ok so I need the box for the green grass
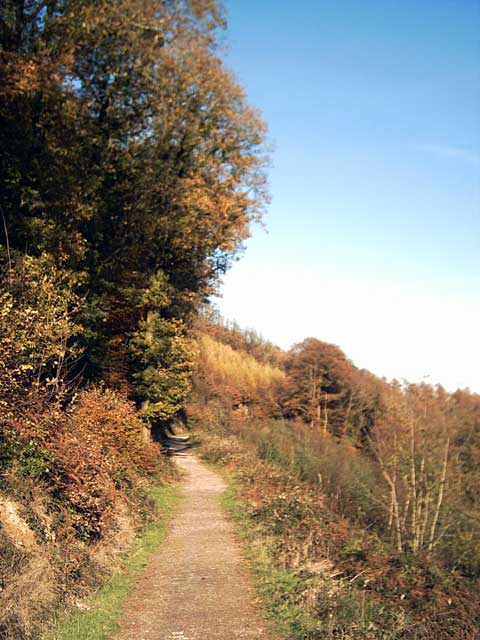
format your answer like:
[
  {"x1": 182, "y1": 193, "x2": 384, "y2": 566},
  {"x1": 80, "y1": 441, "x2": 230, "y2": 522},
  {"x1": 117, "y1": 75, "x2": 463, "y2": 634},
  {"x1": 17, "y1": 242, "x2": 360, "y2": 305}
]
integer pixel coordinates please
[
  {"x1": 221, "y1": 480, "x2": 320, "y2": 640},
  {"x1": 220, "y1": 476, "x2": 417, "y2": 640},
  {"x1": 44, "y1": 484, "x2": 182, "y2": 640}
]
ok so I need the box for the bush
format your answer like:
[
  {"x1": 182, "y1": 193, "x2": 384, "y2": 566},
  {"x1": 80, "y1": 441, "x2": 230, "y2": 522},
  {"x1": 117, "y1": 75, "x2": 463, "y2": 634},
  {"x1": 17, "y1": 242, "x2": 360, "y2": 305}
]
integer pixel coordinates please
[
  {"x1": 239, "y1": 418, "x2": 385, "y2": 531},
  {"x1": 193, "y1": 399, "x2": 480, "y2": 639},
  {"x1": 0, "y1": 252, "x2": 82, "y2": 410},
  {"x1": 0, "y1": 385, "x2": 177, "y2": 638},
  {"x1": 50, "y1": 388, "x2": 168, "y2": 540}
]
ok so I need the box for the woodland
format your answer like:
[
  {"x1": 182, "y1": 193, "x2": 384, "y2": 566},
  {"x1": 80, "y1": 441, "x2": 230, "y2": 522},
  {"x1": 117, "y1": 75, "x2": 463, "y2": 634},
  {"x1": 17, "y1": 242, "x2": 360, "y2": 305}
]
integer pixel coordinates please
[
  {"x1": 194, "y1": 314, "x2": 480, "y2": 637},
  {"x1": 0, "y1": 1, "x2": 479, "y2": 638}
]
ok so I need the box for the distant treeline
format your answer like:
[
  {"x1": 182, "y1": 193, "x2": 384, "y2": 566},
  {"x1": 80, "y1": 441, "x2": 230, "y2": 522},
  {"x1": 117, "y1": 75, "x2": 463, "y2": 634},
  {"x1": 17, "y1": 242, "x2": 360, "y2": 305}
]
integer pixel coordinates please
[
  {"x1": 195, "y1": 312, "x2": 480, "y2": 573},
  {"x1": 191, "y1": 315, "x2": 480, "y2": 637}
]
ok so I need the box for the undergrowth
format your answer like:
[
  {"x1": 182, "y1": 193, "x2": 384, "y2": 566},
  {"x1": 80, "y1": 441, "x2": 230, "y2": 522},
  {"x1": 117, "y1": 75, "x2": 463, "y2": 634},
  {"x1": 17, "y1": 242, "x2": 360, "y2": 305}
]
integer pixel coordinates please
[
  {"x1": 44, "y1": 484, "x2": 181, "y2": 640},
  {"x1": 221, "y1": 483, "x2": 320, "y2": 639},
  {"x1": 195, "y1": 415, "x2": 480, "y2": 639},
  {"x1": 0, "y1": 387, "x2": 178, "y2": 640}
]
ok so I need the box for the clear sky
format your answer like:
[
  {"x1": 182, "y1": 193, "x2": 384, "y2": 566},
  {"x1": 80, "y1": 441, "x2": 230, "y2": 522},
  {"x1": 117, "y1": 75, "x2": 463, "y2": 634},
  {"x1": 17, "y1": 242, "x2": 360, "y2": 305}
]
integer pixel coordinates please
[{"x1": 215, "y1": 0, "x2": 480, "y2": 392}]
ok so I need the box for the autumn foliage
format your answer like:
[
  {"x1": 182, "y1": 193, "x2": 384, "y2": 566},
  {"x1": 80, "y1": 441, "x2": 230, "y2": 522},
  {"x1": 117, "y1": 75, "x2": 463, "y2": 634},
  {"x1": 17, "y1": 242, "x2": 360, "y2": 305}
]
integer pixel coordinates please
[
  {"x1": 0, "y1": 1, "x2": 269, "y2": 636},
  {"x1": 197, "y1": 333, "x2": 286, "y2": 411},
  {"x1": 0, "y1": 0, "x2": 269, "y2": 426},
  {"x1": 1, "y1": 1, "x2": 479, "y2": 637},
  {"x1": 190, "y1": 317, "x2": 480, "y2": 638}
]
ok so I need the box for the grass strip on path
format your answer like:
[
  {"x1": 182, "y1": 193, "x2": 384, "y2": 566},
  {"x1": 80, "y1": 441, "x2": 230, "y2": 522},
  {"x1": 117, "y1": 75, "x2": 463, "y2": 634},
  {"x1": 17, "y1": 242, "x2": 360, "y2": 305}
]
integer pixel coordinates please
[{"x1": 45, "y1": 484, "x2": 182, "y2": 640}]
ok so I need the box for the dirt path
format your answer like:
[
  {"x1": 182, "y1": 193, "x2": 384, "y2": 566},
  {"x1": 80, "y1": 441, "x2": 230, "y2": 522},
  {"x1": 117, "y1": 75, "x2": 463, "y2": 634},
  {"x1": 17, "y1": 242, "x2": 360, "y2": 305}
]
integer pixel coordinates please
[{"x1": 115, "y1": 453, "x2": 269, "y2": 640}]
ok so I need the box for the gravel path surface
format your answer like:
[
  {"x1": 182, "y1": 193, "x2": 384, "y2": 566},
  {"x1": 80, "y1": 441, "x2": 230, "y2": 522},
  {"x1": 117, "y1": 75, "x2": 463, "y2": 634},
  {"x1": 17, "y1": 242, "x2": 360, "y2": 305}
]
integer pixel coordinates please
[{"x1": 115, "y1": 453, "x2": 269, "y2": 640}]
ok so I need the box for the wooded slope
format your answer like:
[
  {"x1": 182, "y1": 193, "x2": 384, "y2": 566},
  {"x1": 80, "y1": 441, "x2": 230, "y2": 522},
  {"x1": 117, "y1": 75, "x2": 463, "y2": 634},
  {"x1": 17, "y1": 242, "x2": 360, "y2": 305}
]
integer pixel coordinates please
[{"x1": 0, "y1": 2, "x2": 267, "y2": 637}]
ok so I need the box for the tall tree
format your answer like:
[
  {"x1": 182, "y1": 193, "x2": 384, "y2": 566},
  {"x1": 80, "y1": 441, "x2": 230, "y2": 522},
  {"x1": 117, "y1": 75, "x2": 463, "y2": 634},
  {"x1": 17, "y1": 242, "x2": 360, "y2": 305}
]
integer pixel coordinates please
[{"x1": 1, "y1": 0, "x2": 269, "y2": 421}]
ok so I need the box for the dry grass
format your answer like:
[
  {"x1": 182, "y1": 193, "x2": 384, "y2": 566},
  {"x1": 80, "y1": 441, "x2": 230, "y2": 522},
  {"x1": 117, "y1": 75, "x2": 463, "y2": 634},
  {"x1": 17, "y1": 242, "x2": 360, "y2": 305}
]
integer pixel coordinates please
[
  {"x1": 198, "y1": 334, "x2": 286, "y2": 406},
  {"x1": 194, "y1": 405, "x2": 480, "y2": 639},
  {"x1": 0, "y1": 555, "x2": 56, "y2": 640}
]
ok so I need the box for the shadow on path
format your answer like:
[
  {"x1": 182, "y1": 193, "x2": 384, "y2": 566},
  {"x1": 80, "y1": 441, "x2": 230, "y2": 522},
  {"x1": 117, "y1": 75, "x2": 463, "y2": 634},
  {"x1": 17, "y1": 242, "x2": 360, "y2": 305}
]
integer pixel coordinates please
[{"x1": 161, "y1": 434, "x2": 195, "y2": 456}]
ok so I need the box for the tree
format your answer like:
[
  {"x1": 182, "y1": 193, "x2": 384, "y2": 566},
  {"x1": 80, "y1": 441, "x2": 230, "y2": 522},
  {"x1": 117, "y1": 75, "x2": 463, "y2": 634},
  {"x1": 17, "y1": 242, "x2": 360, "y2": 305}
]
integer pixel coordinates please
[
  {"x1": 283, "y1": 338, "x2": 354, "y2": 434},
  {"x1": 371, "y1": 383, "x2": 453, "y2": 554},
  {"x1": 1, "y1": 0, "x2": 269, "y2": 418}
]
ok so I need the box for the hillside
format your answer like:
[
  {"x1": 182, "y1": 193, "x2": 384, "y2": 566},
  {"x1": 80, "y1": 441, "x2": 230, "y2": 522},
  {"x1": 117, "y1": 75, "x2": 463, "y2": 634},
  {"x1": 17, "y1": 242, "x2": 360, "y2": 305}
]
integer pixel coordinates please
[
  {"x1": 189, "y1": 318, "x2": 480, "y2": 638},
  {"x1": 1, "y1": 1, "x2": 479, "y2": 639},
  {"x1": 0, "y1": 0, "x2": 267, "y2": 637}
]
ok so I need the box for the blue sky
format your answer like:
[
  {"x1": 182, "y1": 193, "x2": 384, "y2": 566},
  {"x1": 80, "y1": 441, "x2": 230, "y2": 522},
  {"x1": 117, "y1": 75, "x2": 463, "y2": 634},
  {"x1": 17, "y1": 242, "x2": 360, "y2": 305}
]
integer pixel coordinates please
[{"x1": 215, "y1": 0, "x2": 480, "y2": 391}]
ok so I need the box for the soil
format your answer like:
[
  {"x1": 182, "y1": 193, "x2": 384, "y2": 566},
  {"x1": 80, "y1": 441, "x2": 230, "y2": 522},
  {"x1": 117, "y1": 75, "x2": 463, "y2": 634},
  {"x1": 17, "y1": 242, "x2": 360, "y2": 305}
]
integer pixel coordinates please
[{"x1": 115, "y1": 451, "x2": 269, "y2": 640}]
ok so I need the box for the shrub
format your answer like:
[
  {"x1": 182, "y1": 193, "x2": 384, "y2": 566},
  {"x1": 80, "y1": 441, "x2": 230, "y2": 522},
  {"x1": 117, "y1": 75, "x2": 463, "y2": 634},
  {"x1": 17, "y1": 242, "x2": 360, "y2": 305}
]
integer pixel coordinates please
[
  {"x1": 0, "y1": 251, "x2": 82, "y2": 409},
  {"x1": 49, "y1": 388, "x2": 168, "y2": 540},
  {"x1": 194, "y1": 399, "x2": 480, "y2": 639},
  {"x1": 0, "y1": 385, "x2": 177, "y2": 639}
]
